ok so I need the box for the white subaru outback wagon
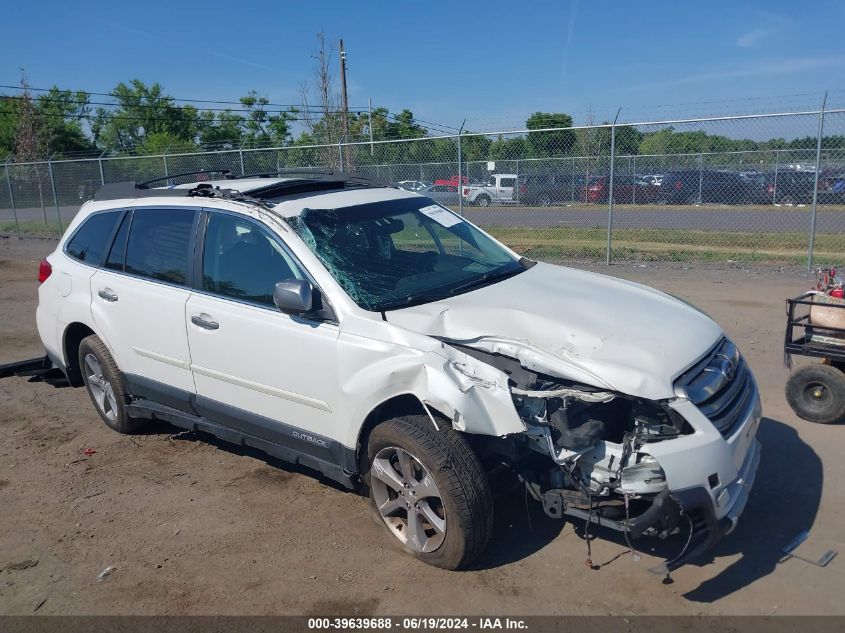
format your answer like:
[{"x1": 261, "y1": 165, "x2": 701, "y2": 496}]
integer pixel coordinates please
[{"x1": 30, "y1": 173, "x2": 761, "y2": 572}]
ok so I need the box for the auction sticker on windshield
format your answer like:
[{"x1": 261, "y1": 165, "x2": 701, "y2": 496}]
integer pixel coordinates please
[{"x1": 419, "y1": 204, "x2": 462, "y2": 228}]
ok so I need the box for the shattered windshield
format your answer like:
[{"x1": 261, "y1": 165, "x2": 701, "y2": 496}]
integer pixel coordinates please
[{"x1": 288, "y1": 197, "x2": 525, "y2": 311}]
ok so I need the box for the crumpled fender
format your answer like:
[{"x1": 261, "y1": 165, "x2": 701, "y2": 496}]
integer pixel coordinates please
[{"x1": 338, "y1": 314, "x2": 527, "y2": 449}]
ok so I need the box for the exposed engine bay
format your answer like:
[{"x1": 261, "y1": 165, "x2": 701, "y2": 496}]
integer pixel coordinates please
[{"x1": 453, "y1": 344, "x2": 695, "y2": 569}]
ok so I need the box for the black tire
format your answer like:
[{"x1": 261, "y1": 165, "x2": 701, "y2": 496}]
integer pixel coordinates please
[
  {"x1": 539, "y1": 193, "x2": 552, "y2": 207},
  {"x1": 785, "y1": 364, "x2": 845, "y2": 424},
  {"x1": 361, "y1": 415, "x2": 493, "y2": 570},
  {"x1": 476, "y1": 195, "x2": 491, "y2": 207},
  {"x1": 79, "y1": 334, "x2": 146, "y2": 434}
]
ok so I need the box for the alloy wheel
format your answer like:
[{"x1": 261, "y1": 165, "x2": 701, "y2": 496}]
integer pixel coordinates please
[
  {"x1": 84, "y1": 353, "x2": 118, "y2": 421},
  {"x1": 370, "y1": 446, "x2": 447, "y2": 553}
]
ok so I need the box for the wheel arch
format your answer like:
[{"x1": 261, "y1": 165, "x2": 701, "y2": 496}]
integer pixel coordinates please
[
  {"x1": 62, "y1": 322, "x2": 97, "y2": 387},
  {"x1": 354, "y1": 393, "x2": 451, "y2": 467}
]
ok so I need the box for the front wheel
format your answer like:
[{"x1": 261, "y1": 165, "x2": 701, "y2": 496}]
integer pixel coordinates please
[
  {"x1": 539, "y1": 193, "x2": 552, "y2": 207},
  {"x1": 786, "y1": 364, "x2": 845, "y2": 424},
  {"x1": 363, "y1": 415, "x2": 493, "y2": 570}
]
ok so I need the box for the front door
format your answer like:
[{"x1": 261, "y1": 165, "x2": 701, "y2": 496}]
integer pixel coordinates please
[{"x1": 184, "y1": 211, "x2": 341, "y2": 445}]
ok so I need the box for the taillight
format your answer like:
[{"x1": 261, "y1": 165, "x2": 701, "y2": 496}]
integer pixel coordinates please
[
  {"x1": 674, "y1": 181, "x2": 683, "y2": 190},
  {"x1": 38, "y1": 259, "x2": 52, "y2": 284},
  {"x1": 767, "y1": 184, "x2": 774, "y2": 193},
  {"x1": 462, "y1": 187, "x2": 469, "y2": 196}
]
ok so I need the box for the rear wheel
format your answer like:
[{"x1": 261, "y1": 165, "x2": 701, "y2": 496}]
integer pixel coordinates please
[
  {"x1": 362, "y1": 415, "x2": 493, "y2": 570},
  {"x1": 786, "y1": 364, "x2": 845, "y2": 424},
  {"x1": 539, "y1": 193, "x2": 552, "y2": 207},
  {"x1": 476, "y1": 195, "x2": 491, "y2": 207},
  {"x1": 79, "y1": 335, "x2": 146, "y2": 433}
]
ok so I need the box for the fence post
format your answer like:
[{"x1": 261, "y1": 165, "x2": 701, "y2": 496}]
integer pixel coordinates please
[
  {"x1": 338, "y1": 141, "x2": 344, "y2": 172},
  {"x1": 772, "y1": 149, "x2": 779, "y2": 204},
  {"x1": 5, "y1": 161, "x2": 20, "y2": 238},
  {"x1": 47, "y1": 159, "x2": 63, "y2": 236},
  {"x1": 605, "y1": 108, "x2": 620, "y2": 266},
  {"x1": 457, "y1": 120, "x2": 465, "y2": 217},
  {"x1": 98, "y1": 151, "x2": 106, "y2": 186},
  {"x1": 163, "y1": 153, "x2": 169, "y2": 178},
  {"x1": 807, "y1": 92, "x2": 827, "y2": 273},
  {"x1": 239, "y1": 148, "x2": 246, "y2": 176}
]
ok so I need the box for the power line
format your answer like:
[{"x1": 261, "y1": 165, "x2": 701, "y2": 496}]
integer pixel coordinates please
[{"x1": 0, "y1": 83, "x2": 370, "y2": 111}]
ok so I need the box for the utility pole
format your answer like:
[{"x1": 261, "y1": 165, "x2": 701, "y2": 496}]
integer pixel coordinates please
[{"x1": 339, "y1": 39, "x2": 351, "y2": 171}]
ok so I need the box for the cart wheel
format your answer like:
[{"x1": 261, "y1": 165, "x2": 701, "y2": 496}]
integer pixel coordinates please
[{"x1": 785, "y1": 364, "x2": 845, "y2": 424}]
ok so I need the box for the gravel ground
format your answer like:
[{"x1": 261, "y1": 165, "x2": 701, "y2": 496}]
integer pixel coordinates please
[{"x1": 0, "y1": 236, "x2": 843, "y2": 616}]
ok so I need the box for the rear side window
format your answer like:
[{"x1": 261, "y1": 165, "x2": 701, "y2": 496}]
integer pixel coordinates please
[
  {"x1": 65, "y1": 211, "x2": 121, "y2": 265},
  {"x1": 125, "y1": 208, "x2": 195, "y2": 285}
]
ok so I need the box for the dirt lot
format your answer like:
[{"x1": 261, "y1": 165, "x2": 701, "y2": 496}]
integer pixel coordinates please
[{"x1": 1, "y1": 235, "x2": 843, "y2": 616}]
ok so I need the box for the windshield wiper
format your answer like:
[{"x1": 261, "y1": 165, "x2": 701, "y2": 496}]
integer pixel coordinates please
[
  {"x1": 375, "y1": 291, "x2": 454, "y2": 312},
  {"x1": 447, "y1": 266, "x2": 524, "y2": 296}
]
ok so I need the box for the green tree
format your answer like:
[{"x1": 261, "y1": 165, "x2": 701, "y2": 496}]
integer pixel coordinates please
[
  {"x1": 92, "y1": 80, "x2": 200, "y2": 153},
  {"x1": 239, "y1": 91, "x2": 295, "y2": 147},
  {"x1": 36, "y1": 87, "x2": 95, "y2": 155},
  {"x1": 198, "y1": 109, "x2": 245, "y2": 148},
  {"x1": 0, "y1": 96, "x2": 16, "y2": 156},
  {"x1": 525, "y1": 112, "x2": 575, "y2": 157}
]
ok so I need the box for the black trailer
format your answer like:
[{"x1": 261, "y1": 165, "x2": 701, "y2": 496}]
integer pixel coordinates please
[{"x1": 784, "y1": 291, "x2": 845, "y2": 424}]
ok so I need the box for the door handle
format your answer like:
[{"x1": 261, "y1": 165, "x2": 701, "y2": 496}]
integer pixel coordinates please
[
  {"x1": 97, "y1": 288, "x2": 118, "y2": 302},
  {"x1": 191, "y1": 314, "x2": 219, "y2": 330}
]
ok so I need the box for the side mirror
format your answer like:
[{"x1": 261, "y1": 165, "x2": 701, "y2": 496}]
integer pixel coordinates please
[{"x1": 273, "y1": 279, "x2": 313, "y2": 315}]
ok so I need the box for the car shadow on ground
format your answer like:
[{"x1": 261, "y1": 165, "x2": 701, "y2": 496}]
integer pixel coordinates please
[
  {"x1": 147, "y1": 421, "x2": 357, "y2": 494},
  {"x1": 681, "y1": 416, "x2": 823, "y2": 602},
  {"x1": 471, "y1": 471, "x2": 566, "y2": 570}
]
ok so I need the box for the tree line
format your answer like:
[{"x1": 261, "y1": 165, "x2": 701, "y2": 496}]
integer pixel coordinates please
[{"x1": 2, "y1": 81, "x2": 842, "y2": 164}]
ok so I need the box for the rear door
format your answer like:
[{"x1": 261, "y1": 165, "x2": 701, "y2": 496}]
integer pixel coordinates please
[{"x1": 90, "y1": 207, "x2": 199, "y2": 404}]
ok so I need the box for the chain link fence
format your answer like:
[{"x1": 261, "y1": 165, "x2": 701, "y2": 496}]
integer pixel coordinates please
[{"x1": 3, "y1": 108, "x2": 844, "y2": 270}]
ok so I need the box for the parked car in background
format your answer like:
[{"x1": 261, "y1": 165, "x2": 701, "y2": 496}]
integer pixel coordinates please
[
  {"x1": 746, "y1": 169, "x2": 817, "y2": 205},
  {"x1": 657, "y1": 170, "x2": 750, "y2": 205},
  {"x1": 397, "y1": 180, "x2": 431, "y2": 192},
  {"x1": 418, "y1": 183, "x2": 460, "y2": 205},
  {"x1": 585, "y1": 175, "x2": 660, "y2": 204},
  {"x1": 639, "y1": 174, "x2": 663, "y2": 187},
  {"x1": 462, "y1": 174, "x2": 519, "y2": 206},
  {"x1": 434, "y1": 175, "x2": 469, "y2": 188},
  {"x1": 515, "y1": 173, "x2": 587, "y2": 206}
]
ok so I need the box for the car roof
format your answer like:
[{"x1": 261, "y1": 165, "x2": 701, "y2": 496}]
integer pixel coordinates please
[{"x1": 83, "y1": 175, "x2": 426, "y2": 222}]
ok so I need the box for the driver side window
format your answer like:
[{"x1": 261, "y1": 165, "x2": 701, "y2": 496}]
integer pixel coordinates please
[{"x1": 202, "y1": 213, "x2": 305, "y2": 307}]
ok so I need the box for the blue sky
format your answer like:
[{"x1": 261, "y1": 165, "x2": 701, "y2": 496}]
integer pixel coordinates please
[{"x1": 2, "y1": 0, "x2": 843, "y2": 132}]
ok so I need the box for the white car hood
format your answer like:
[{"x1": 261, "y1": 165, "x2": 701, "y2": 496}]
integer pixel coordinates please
[{"x1": 386, "y1": 262, "x2": 723, "y2": 399}]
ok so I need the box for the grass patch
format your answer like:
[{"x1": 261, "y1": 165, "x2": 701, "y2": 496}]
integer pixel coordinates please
[
  {"x1": 0, "y1": 220, "x2": 64, "y2": 238},
  {"x1": 486, "y1": 227, "x2": 843, "y2": 264}
]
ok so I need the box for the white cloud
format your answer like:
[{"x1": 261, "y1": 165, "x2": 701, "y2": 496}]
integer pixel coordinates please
[{"x1": 737, "y1": 28, "x2": 771, "y2": 47}]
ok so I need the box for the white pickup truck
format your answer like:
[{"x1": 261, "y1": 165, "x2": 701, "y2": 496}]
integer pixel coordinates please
[{"x1": 462, "y1": 173, "x2": 519, "y2": 206}]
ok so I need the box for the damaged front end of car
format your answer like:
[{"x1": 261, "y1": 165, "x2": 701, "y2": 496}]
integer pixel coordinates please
[{"x1": 449, "y1": 338, "x2": 762, "y2": 574}]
